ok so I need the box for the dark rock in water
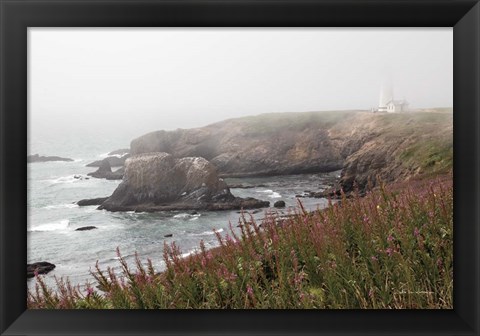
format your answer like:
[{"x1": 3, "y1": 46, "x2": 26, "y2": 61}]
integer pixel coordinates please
[
  {"x1": 98, "y1": 153, "x2": 270, "y2": 212},
  {"x1": 86, "y1": 154, "x2": 130, "y2": 168},
  {"x1": 75, "y1": 226, "x2": 97, "y2": 231},
  {"x1": 105, "y1": 167, "x2": 124, "y2": 180},
  {"x1": 164, "y1": 234, "x2": 173, "y2": 238},
  {"x1": 87, "y1": 159, "x2": 112, "y2": 178},
  {"x1": 308, "y1": 188, "x2": 356, "y2": 200},
  {"x1": 273, "y1": 200, "x2": 286, "y2": 208},
  {"x1": 228, "y1": 184, "x2": 267, "y2": 189},
  {"x1": 87, "y1": 160, "x2": 124, "y2": 180},
  {"x1": 27, "y1": 262, "x2": 55, "y2": 278},
  {"x1": 28, "y1": 154, "x2": 73, "y2": 163},
  {"x1": 108, "y1": 148, "x2": 130, "y2": 156},
  {"x1": 77, "y1": 197, "x2": 109, "y2": 206}
]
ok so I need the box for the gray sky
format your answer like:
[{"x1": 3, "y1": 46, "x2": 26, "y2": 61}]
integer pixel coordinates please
[{"x1": 28, "y1": 28, "x2": 452, "y2": 140}]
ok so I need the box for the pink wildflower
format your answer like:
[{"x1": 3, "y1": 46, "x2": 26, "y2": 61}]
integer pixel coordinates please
[
  {"x1": 414, "y1": 227, "x2": 420, "y2": 237},
  {"x1": 387, "y1": 235, "x2": 394, "y2": 242},
  {"x1": 436, "y1": 258, "x2": 443, "y2": 268},
  {"x1": 246, "y1": 285, "x2": 254, "y2": 297},
  {"x1": 385, "y1": 247, "x2": 393, "y2": 256},
  {"x1": 371, "y1": 255, "x2": 378, "y2": 262},
  {"x1": 85, "y1": 287, "x2": 94, "y2": 298}
]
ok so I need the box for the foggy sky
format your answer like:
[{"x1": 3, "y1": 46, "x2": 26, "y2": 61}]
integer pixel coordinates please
[{"x1": 28, "y1": 28, "x2": 452, "y2": 140}]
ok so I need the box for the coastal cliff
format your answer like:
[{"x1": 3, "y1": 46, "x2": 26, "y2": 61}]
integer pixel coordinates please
[{"x1": 130, "y1": 109, "x2": 452, "y2": 192}]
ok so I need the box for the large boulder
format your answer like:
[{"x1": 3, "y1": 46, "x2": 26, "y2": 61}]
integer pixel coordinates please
[{"x1": 98, "y1": 153, "x2": 269, "y2": 212}]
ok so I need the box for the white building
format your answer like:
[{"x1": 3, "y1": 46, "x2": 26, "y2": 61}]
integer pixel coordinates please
[{"x1": 386, "y1": 99, "x2": 409, "y2": 112}]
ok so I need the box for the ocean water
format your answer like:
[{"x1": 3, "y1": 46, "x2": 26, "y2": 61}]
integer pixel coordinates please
[{"x1": 27, "y1": 135, "x2": 338, "y2": 289}]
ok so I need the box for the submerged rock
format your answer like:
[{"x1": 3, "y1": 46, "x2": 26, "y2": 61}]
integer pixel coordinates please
[
  {"x1": 87, "y1": 159, "x2": 124, "y2": 180},
  {"x1": 28, "y1": 154, "x2": 73, "y2": 163},
  {"x1": 98, "y1": 153, "x2": 269, "y2": 212},
  {"x1": 77, "y1": 197, "x2": 109, "y2": 206},
  {"x1": 75, "y1": 226, "x2": 98, "y2": 231},
  {"x1": 27, "y1": 262, "x2": 55, "y2": 278}
]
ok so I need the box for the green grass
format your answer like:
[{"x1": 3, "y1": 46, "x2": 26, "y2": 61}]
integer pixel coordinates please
[{"x1": 28, "y1": 174, "x2": 453, "y2": 309}]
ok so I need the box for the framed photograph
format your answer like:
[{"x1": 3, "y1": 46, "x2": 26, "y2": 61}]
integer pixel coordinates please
[{"x1": 1, "y1": 0, "x2": 479, "y2": 335}]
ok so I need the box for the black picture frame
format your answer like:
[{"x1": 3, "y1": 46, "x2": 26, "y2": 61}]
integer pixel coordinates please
[{"x1": 1, "y1": 0, "x2": 479, "y2": 335}]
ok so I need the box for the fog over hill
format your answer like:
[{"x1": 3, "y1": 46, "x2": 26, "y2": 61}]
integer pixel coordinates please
[{"x1": 29, "y1": 28, "x2": 452, "y2": 147}]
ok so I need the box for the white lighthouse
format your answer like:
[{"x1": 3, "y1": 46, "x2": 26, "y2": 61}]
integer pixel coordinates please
[
  {"x1": 377, "y1": 78, "x2": 409, "y2": 113},
  {"x1": 378, "y1": 78, "x2": 393, "y2": 112}
]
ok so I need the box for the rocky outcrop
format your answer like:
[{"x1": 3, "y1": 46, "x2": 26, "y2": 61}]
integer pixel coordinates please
[
  {"x1": 86, "y1": 154, "x2": 130, "y2": 168},
  {"x1": 27, "y1": 262, "x2": 55, "y2": 278},
  {"x1": 87, "y1": 159, "x2": 124, "y2": 180},
  {"x1": 273, "y1": 200, "x2": 286, "y2": 208},
  {"x1": 28, "y1": 154, "x2": 73, "y2": 163},
  {"x1": 98, "y1": 153, "x2": 269, "y2": 212}
]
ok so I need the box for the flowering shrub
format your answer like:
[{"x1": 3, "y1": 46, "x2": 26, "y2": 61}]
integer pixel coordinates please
[{"x1": 28, "y1": 175, "x2": 453, "y2": 309}]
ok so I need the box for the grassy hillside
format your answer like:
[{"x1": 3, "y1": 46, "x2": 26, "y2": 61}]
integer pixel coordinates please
[{"x1": 338, "y1": 111, "x2": 453, "y2": 192}]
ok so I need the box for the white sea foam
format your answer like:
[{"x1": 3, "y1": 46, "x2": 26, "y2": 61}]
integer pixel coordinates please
[
  {"x1": 173, "y1": 213, "x2": 201, "y2": 219},
  {"x1": 257, "y1": 189, "x2": 281, "y2": 198},
  {"x1": 97, "y1": 152, "x2": 110, "y2": 158},
  {"x1": 98, "y1": 152, "x2": 123, "y2": 159},
  {"x1": 43, "y1": 203, "x2": 78, "y2": 210},
  {"x1": 180, "y1": 250, "x2": 199, "y2": 259},
  {"x1": 191, "y1": 228, "x2": 224, "y2": 236},
  {"x1": 46, "y1": 175, "x2": 81, "y2": 184},
  {"x1": 29, "y1": 219, "x2": 69, "y2": 232}
]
